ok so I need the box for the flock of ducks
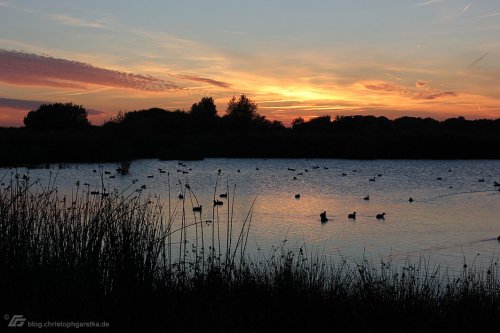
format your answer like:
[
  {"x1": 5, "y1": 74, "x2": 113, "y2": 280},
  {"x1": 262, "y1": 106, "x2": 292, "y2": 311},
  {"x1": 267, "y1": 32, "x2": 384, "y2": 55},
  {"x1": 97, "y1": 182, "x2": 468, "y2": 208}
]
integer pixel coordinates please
[
  {"x1": 319, "y1": 210, "x2": 386, "y2": 223},
  {"x1": 287, "y1": 165, "x2": 499, "y2": 224},
  {"x1": 80, "y1": 162, "x2": 500, "y2": 228}
]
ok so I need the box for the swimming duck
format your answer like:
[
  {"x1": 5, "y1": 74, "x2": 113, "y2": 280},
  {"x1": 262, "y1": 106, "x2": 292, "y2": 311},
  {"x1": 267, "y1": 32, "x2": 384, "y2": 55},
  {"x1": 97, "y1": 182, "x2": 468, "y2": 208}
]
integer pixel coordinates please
[{"x1": 320, "y1": 211, "x2": 328, "y2": 223}]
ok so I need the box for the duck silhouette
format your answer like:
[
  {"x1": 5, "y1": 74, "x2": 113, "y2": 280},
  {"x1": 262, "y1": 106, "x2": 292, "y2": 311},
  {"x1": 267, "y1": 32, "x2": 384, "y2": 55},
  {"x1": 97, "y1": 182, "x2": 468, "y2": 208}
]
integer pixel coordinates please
[
  {"x1": 348, "y1": 212, "x2": 356, "y2": 219},
  {"x1": 376, "y1": 213, "x2": 386, "y2": 220},
  {"x1": 320, "y1": 211, "x2": 328, "y2": 223}
]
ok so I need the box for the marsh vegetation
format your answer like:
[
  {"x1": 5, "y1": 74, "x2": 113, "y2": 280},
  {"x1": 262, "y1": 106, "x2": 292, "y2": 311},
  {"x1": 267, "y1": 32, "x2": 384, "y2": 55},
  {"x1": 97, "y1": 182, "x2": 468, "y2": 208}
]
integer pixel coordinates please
[{"x1": 1, "y1": 175, "x2": 499, "y2": 331}]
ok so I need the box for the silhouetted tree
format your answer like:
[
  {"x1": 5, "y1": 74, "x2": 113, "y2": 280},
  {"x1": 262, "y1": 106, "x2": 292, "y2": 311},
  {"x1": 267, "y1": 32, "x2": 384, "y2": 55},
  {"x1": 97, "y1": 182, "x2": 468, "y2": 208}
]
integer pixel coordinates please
[
  {"x1": 24, "y1": 103, "x2": 90, "y2": 130},
  {"x1": 190, "y1": 96, "x2": 217, "y2": 120},
  {"x1": 292, "y1": 117, "x2": 305, "y2": 130},
  {"x1": 112, "y1": 108, "x2": 190, "y2": 133},
  {"x1": 226, "y1": 95, "x2": 258, "y2": 120}
]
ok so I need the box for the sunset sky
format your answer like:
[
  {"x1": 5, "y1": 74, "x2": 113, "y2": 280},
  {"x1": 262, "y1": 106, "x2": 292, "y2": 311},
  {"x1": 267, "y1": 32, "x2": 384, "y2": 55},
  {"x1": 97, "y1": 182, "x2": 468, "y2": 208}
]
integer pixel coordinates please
[{"x1": 1, "y1": 0, "x2": 500, "y2": 126}]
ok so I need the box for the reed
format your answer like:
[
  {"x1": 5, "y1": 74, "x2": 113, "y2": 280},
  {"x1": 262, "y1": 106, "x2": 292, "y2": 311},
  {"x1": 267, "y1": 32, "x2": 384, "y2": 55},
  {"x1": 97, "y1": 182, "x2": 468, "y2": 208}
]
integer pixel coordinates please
[{"x1": 0, "y1": 174, "x2": 499, "y2": 332}]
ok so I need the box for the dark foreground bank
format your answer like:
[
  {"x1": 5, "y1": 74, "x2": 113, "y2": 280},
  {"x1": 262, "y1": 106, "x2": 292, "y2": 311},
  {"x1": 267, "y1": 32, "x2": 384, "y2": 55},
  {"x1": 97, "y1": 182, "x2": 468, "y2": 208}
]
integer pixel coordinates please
[
  {"x1": 2, "y1": 100, "x2": 500, "y2": 166},
  {"x1": 1, "y1": 178, "x2": 499, "y2": 332}
]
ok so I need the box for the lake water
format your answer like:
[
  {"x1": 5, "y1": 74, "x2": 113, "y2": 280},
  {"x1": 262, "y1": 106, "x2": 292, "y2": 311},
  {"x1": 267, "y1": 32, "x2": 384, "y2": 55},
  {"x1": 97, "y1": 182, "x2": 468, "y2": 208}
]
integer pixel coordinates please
[{"x1": 4, "y1": 159, "x2": 500, "y2": 271}]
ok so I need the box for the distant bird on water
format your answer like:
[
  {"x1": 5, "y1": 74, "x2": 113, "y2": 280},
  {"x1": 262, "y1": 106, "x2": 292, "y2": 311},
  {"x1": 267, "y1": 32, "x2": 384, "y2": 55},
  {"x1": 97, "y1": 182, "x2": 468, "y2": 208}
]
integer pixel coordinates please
[
  {"x1": 409, "y1": 197, "x2": 414, "y2": 203},
  {"x1": 178, "y1": 194, "x2": 184, "y2": 200},
  {"x1": 364, "y1": 195, "x2": 370, "y2": 201},
  {"x1": 214, "y1": 200, "x2": 223, "y2": 206},
  {"x1": 193, "y1": 205, "x2": 202, "y2": 212},
  {"x1": 295, "y1": 194, "x2": 301, "y2": 199},
  {"x1": 320, "y1": 211, "x2": 328, "y2": 223},
  {"x1": 219, "y1": 193, "x2": 228, "y2": 198},
  {"x1": 348, "y1": 212, "x2": 356, "y2": 219},
  {"x1": 376, "y1": 213, "x2": 386, "y2": 220}
]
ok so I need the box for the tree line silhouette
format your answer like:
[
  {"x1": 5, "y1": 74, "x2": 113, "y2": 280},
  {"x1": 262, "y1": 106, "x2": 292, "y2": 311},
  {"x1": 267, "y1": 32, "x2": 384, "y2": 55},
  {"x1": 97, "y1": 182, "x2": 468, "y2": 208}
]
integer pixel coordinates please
[{"x1": 1, "y1": 95, "x2": 500, "y2": 165}]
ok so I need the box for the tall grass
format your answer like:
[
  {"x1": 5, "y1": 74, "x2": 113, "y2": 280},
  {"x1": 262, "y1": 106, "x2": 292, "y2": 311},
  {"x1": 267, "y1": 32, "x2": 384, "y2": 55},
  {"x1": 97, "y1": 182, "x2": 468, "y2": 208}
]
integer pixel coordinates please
[{"x1": 0, "y1": 174, "x2": 499, "y2": 331}]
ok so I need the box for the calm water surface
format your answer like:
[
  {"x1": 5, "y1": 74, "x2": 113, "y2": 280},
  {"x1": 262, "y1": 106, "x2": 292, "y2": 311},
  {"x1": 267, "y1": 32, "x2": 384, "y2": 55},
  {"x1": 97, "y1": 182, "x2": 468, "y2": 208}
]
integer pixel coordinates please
[{"x1": 4, "y1": 159, "x2": 500, "y2": 271}]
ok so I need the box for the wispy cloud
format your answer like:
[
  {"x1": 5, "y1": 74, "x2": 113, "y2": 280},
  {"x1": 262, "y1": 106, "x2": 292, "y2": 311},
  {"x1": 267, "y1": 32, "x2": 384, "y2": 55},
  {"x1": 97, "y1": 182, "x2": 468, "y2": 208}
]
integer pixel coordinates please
[
  {"x1": 413, "y1": 0, "x2": 446, "y2": 7},
  {"x1": 49, "y1": 14, "x2": 113, "y2": 29},
  {"x1": 0, "y1": 50, "x2": 180, "y2": 92},
  {"x1": 0, "y1": 1, "x2": 33, "y2": 13},
  {"x1": 415, "y1": 91, "x2": 457, "y2": 99},
  {"x1": 363, "y1": 82, "x2": 409, "y2": 94},
  {"x1": 473, "y1": 12, "x2": 500, "y2": 19},
  {"x1": 218, "y1": 30, "x2": 252, "y2": 36},
  {"x1": 363, "y1": 80, "x2": 457, "y2": 101},
  {"x1": 414, "y1": 80, "x2": 457, "y2": 99},
  {"x1": 174, "y1": 74, "x2": 232, "y2": 88}
]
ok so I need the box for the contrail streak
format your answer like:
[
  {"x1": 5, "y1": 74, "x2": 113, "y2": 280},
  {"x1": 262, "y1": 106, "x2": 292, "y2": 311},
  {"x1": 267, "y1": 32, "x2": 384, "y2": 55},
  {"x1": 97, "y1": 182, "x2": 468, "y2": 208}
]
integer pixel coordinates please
[
  {"x1": 466, "y1": 52, "x2": 488, "y2": 69},
  {"x1": 413, "y1": 0, "x2": 446, "y2": 7}
]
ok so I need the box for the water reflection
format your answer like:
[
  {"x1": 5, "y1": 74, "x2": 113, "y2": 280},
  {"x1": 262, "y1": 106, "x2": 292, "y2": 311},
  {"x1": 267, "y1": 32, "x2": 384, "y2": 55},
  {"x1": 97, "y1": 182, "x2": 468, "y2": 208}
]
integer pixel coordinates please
[{"x1": 4, "y1": 158, "x2": 500, "y2": 271}]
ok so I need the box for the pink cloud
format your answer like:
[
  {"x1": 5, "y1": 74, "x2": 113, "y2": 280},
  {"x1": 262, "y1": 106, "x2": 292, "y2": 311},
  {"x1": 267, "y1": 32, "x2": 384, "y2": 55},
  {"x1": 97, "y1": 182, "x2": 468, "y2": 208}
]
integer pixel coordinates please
[{"x1": 0, "y1": 50, "x2": 179, "y2": 91}]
